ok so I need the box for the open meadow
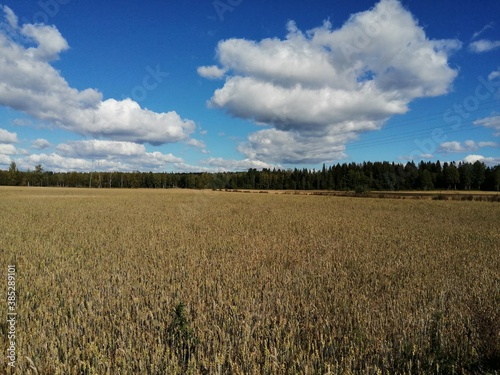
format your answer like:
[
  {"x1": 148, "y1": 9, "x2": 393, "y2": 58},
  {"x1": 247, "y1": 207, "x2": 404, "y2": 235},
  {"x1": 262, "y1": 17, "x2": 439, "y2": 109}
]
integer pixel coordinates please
[{"x1": 0, "y1": 187, "x2": 499, "y2": 374}]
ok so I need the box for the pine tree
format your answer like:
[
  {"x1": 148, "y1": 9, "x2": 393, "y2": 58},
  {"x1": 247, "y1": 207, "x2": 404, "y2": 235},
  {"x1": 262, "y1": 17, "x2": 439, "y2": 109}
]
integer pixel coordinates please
[
  {"x1": 444, "y1": 163, "x2": 460, "y2": 190},
  {"x1": 458, "y1": 162, "x2": 473, "y2": 190},
  {"x1": 418, "y1": 169, "x2": 434, "y2": 190},
  {"x1": 472, "y1": 161, "x2": 486, "y2": 190}
]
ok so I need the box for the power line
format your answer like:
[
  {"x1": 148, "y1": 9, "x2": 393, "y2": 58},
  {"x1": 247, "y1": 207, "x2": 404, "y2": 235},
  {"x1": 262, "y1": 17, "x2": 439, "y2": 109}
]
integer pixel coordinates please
[{"x1": 339, "y1": 100, "x2": 500, "y2": 153}]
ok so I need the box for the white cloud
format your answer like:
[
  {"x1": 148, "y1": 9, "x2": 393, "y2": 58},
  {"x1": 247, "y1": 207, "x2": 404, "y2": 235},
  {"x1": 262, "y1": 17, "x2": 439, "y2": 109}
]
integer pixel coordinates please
[
  {"x1": 197, "y1": 65, "x2": 226, "y2": 79},
  {"x1": 56, "y1": 140, "x2": 146, "y2": 158},
  {"x1": 474, "y1": 116, "x2": 500, "y2": 136},
  {"x1": 170, "y1": 158, "x2": 276, "y2": 173},
  {"x1": 21, "y1": 23, "x2": 69, "y2": 61},
  {"x1": 39, "y1": 139, "x2": 184, "y2": 172},
  {"x1": 85, "y1": 99, "x2": 195, "y2": 144},
  {"x1": 463, "y1": 154, "x2": 483, "y2": 163},
  {"x1": 202, "y1": 157, "x2": 276, "y2": 171},
  {"x1": 55, "y1": 140, "x2": 183, "y2": 169},
  {"x1": 0, "y1": 8, "x2": 195, "y2": 145},
  {"x1": 471, "y1": 23, "x2": 494, "y2": 40},
  {"x1": 0, "y1": 128, "x2": 18, "y2": 143},
  {"x1": 439, "y1": 140, "x2": 497, "y2": 153},
  {"x1": 0, "y1": 144, "x2": 17, "y2": 154},
  {"x1": 203, "y1": 0, "x2": 460, "y2": 164},
  {"x1": 172, "y1": 162, "x2": 214, "y2": 173},
  {"x1": 477, "y1": 141, "x2": 497, "y2": 148},
  {"x1": 31, "y1": 138, "x2": 51, "y2": 149},
  {"x1": 185, "y1": 138, "x2": 209, "y2": 154},
  {"x1": 463, "y1": 154, "x2": 500, "y2": 166},
  {"x1": 8, "y1": 138, "x2": 187, "y2": 172},
  {"x1": 2, "y1": 6, "x2": 17, "y2": 29},
  {"x1": 17, "y1": 148, "x2": 184, "y2": 173},
  {"x1": 468, "y1": 39, "x2": 500, "y2": 53},
  {"x1": 137, "y1": 151, "x2": 183, "y2": 168},
  {"x1": 488, "y1": 69, "x2": 500, "y2": 81},
  {"x1": 0, "y1": 153, "x2": 10, "y2": 165},
  {"x1": 18, "y1": 153, "x2": 109, "y2": 172},
  {"x1": 0, "y1": 139, "x2": 26, "y2": 156},
  {"x1": 420, "y1": 153, "x2": 433, "y2": 159},
  {"x1": 237, "y1": 128, "x2": 350, "y2": 164},
  {"x1": 186, "y1": 138, "x2": 206, "y2": 149}
]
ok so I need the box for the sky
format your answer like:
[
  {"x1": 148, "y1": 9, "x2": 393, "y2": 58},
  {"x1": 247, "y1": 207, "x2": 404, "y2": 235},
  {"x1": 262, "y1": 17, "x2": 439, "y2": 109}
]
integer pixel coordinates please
[{"x1": 0, "y1": 0, "x2": 499, "y2": 173}]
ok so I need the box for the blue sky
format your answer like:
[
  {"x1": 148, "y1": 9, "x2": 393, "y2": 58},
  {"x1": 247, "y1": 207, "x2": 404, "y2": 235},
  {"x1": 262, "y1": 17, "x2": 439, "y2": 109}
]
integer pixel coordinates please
[{"x1": 0, "y1": 0, "x2": 499, "y2": 172}]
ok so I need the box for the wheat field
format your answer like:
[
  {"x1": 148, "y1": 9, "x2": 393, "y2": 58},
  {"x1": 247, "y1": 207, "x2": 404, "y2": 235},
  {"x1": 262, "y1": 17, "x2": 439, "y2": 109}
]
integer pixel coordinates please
[{"x1": 0, "y1": 187, "x2": 498, "y2": 374}]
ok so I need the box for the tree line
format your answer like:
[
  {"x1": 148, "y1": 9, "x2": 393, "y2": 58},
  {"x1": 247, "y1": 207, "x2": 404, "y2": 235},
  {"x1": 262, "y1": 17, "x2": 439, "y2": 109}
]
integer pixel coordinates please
[{"x1": 1, "y1": 160, "x2": 499, "y2": 191}]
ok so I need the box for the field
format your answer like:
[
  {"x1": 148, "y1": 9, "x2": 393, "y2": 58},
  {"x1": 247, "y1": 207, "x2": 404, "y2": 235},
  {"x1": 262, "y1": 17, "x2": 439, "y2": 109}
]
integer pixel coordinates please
[
  {"x1": 222, "y1": 189, "x2": 500, "y2": 202},
  {"x1": 0, "y1": 187, "x2": 499, "y2": 374}
]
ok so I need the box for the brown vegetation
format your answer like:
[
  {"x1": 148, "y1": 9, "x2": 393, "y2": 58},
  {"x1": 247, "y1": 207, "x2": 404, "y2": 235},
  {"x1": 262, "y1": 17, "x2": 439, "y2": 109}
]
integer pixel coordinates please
[{"x1": 0, "y1": 187, "x2": 498, "y2": 374}]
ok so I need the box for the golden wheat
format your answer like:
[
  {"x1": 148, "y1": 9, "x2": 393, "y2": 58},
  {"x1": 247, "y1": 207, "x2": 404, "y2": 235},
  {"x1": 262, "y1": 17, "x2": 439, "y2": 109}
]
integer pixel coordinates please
[{"x1": 0, "y1": 187, "x2": 498, "y2": 374}]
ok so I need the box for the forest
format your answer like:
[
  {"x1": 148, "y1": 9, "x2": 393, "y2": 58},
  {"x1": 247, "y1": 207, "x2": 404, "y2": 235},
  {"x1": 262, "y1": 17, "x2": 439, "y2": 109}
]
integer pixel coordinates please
[{"x1": 1, "y1": 160, "x2": 499, "y2": 191}]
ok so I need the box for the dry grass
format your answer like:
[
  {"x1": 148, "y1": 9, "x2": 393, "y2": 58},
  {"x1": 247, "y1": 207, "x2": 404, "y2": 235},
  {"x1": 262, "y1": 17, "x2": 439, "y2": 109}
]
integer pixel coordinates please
[{"x1": 0, "y1": 187, "x2": 499, "y2": 374}]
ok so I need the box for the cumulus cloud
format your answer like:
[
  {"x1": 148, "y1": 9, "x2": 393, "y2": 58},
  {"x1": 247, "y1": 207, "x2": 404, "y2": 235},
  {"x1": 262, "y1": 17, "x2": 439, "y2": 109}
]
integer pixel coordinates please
[
  {"x1": 170, "y1": 158, "x2": 276, "y2": 173},
  {"x1": 18, "y1": 143, "x2": 184, "y2": 172},
  {"x1": 0, "y1": 130, "x2": 25, "y2": 158},
  {"x1": 197, "y1": 65, "x2": 226, "y2": 79},
  {"x1": 56, "y1": 140, "x2": 146, "y2": 158},
  {"x1": 468, "y1": 39, "x2": 500, "y2": 53},
  {"x1": 202, "y1": 0, "x2": 460, "y2": 164},
  {"x1": 136, "y1": 151, "x2": 184, "y2": 169},
  {"x1": 186, "y1": 138, "x2": 206, "y2": 149},
  {"x1": 0, "y1": 128, "x2": 18, "y2": 143},
  {"x1": 202, "y1": 157, "x2": 276, "y2": 171},
  {"x1": 21, "y1": 23, "x2": 69, "y2": 61},
  {"x1": 18, "y1": 153, "x2": 94, "y2": 172},
  {"x1": 172, "y1": 162, "x2": 214, "y2": 173},
  {"x1": 439, "y1": 140, "x2": 498, "y2": 153},
  {"x1": 17, "y1": 152, "x2": 150, "y2": 173},
  {"x1": 31, "y1": 138, "x2": 51, "y2": 149},
  {"x1": 474, "y1": 115, "x2": 500, "y2": 136},
  {"x1": 54, "y1": 140, "x2": 183, "y2": 169},
  {"x1": 0, "y1": 7, "x2": 195, "y2": 145},
  {"x1": 237, "y1": 128, "x2": 350, "y2": 164},
  {"x1": 463, "y1": 154, "x2": 500, "y2": 166},
  {"x1": 439, "y1": 143, "x2": 458, "y2": 153},
  {"x1": 0, "y1": 144, "x2": 17, "y2": 155},
  {"x1": 0, "y1": 154, "x2": 10, "y2": 165}
]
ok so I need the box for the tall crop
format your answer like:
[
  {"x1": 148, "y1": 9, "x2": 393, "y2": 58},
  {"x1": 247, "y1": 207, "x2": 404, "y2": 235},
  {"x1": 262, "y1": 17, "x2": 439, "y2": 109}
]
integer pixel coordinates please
[{"x1": 0, "y1": 187, "x2": 498, "y2": 374}]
